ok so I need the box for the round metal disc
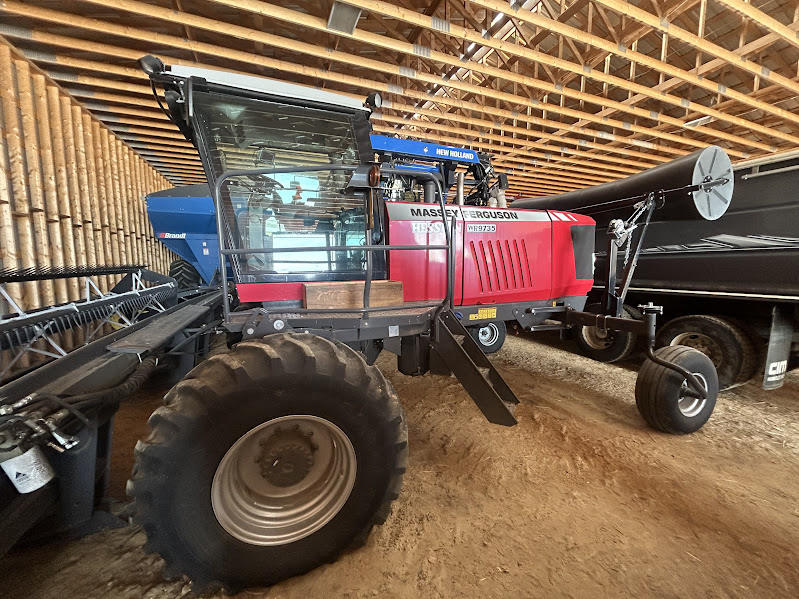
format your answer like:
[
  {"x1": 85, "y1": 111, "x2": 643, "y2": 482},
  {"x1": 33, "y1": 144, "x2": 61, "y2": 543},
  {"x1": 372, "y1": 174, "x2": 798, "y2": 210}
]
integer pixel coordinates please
[
  {"x1": 211, "y1": 415, "x2": 357, "y2": 546},
  {"x1": 691, "y1": 145, "x2": 734, "y2": 221}
]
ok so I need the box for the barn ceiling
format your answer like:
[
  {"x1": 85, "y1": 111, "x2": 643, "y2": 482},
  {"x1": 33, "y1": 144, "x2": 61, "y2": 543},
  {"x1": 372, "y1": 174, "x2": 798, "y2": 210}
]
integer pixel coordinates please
[{"x1": 2, "y1": 0, "x2": 799, "y2": 197}]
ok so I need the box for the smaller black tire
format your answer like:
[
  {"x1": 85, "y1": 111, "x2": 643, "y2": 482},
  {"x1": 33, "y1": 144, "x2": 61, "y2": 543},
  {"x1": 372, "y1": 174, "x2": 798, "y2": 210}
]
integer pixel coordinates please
[
  {"x1": 635, "y1": 345, "x2": 719, "y2": 434},
  {"x1": 468, "y1": 321, "x2": 506, "y2": 353},
  {"x1": 168, "y1": 258, "x2": 202, "y2": 290},
  {"x1": 656, "y1": 314, "x2": 758, "y2": 390},
  {"x1": 575, "y1": 304, "x2": 639, "y2": 363}
]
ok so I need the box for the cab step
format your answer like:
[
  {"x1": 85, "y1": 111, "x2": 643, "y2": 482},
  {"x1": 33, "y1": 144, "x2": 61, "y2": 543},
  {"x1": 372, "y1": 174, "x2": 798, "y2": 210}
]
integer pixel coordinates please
[{"x1": 431, "y1": 310, "x2": 519, "y2": 426}]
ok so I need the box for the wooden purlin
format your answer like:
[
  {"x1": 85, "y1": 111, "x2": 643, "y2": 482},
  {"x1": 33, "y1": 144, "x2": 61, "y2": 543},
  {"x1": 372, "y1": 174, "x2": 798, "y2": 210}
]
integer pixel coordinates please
[
  {"x1": 376, "y1": 111, "x2": 652, "y2": 174},
  {"x1": 23, "y1": 51, "x2": 654, "y2": 185},
  {"x1": 552, "y1": 10, "x2": 799, "y2": 156},
  {"x1": 371, "y1": 124, "x2": 611, "y2": 189},
  {"x1": 470, "y1": 0, "x2": 799, "y2": 126},
  {"x1": 374, "y1": 114, "x2": 628, "y2": 181},
  {"x1": 588, "y1": 0, "x2": 799, "y2": 104},
  {"x1": 105, "y1": 104, "x2": 646, "y2": 177},
  {"x1": 0, "y1": 1, "x2": 758, "y2": 160},
  {"x1": 5, "y1": 1, "x2": 795, "y2": 194},
  {"x1": 41, "y1": 83, "x2": 715, "y2": 192}
]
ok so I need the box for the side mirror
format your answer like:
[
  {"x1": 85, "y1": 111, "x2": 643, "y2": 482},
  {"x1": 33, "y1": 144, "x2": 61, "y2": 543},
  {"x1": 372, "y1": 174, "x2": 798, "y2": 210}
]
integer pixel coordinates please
[
  {"x1": 497, "y1": 173, "x2": 509, "y2": 190},
  {"x1": 138, "y1": 55, "x2": 165, "y2": 76},
  {"x1": 365, "y1": 92, "x2": 382, "y2": 110}
]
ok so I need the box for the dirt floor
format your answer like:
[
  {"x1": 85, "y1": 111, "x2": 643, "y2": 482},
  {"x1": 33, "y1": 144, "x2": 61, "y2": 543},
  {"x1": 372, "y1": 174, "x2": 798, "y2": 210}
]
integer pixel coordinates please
[{"x1": 3, "y1": 332, "x2": 799, "y2": 599}]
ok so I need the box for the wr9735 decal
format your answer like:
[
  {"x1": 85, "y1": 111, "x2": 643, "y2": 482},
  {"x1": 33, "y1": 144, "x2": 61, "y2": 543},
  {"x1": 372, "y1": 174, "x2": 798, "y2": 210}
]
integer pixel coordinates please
[{"x1": 466, "y1": 224, "x2": 496, "y2": 233}]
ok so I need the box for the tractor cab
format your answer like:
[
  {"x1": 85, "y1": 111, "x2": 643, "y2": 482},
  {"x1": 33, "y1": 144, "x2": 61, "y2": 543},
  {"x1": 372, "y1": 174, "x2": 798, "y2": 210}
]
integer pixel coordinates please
[{"x1": 141, "y1": 58, "x2": 381, "y2": 294}]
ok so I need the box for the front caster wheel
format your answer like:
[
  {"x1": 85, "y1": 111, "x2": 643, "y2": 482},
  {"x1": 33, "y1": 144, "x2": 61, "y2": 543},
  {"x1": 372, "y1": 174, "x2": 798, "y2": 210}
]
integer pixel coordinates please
[
  {"x1": 635, "y1": 345, "x2": 719, "y2": 434},
  {"x1": 468, "y1": 321, "x2": 506, "y2": 354},
  {"x1": 128, "y1": 334, "x2": 407, "y2": 592}
]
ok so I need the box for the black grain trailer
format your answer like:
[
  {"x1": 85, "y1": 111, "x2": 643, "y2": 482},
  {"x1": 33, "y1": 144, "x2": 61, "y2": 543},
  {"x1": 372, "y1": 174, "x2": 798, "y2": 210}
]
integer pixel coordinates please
[{"x1": 514, "y1": 149, "x2": 799, "y2": 391}]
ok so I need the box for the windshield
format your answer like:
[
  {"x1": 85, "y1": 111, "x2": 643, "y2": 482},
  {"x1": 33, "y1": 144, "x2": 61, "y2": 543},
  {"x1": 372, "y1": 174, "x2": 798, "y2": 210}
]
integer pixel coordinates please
[
  {"x1": 192, "y1": 90, "x2": 364, "y2": 173},
  {"x1": 190, "y1": 89, "x2": 373, "y2": 281}
]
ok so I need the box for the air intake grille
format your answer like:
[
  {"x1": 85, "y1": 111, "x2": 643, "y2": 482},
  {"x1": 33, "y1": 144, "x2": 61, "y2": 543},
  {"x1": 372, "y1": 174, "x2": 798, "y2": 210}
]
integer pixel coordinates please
[{"x1": 470, "y1": 239, "x2": 532, "y2": 293}]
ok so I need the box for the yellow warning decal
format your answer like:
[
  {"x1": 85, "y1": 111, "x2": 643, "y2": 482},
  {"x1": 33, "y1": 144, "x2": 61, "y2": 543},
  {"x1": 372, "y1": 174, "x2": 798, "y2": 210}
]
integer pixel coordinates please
[{"x1": 468, "y1": 307, "x2": 497, "y2": 321}]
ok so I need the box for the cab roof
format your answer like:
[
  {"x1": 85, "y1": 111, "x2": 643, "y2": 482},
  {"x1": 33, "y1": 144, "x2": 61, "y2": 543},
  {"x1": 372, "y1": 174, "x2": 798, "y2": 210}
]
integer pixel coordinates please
[{"x1": 167, "y1": 64, "x2": 368, "y2": 113}]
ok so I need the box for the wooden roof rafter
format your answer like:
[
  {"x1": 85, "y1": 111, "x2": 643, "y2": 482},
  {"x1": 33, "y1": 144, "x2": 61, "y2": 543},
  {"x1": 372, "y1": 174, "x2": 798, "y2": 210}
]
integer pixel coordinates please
[{"x1": 337, "y1": 0, "x2": 799, "y2": 144}]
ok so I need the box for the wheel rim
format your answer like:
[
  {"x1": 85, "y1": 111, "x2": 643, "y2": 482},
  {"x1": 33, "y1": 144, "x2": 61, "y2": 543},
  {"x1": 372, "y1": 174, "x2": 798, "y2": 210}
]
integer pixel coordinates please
[
  {"x1": 477, "y1": 323, "x2": 500, "y2": 346},
  {"x1": 670, "y1": 332, "x2": 724, "y2": 368},
  {"x1": 212, "y1": 415, "x2": 357, "y2": 546},
  {"x1": 678, "y1": 372, "x2": 708, "y2": 418},
  {"x1": 581, "y1": 325, "x2": 613, "y2": 350}
]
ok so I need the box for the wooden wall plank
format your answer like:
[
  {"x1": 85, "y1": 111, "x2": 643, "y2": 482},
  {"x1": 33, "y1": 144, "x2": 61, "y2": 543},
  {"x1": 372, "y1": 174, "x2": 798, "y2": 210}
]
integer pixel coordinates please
[
  {"x1": 0, "y1": 39, "x2": 177, "y2": 303},
  {"x1": 1, "y1": 46, "x2": 40, "y2": 308},
  {"x1": 46, "y1": 86, "x2": 80, "y2": 301},
  {"x1": 32, "y1": 74, "x2": 68, "y2": 304}
]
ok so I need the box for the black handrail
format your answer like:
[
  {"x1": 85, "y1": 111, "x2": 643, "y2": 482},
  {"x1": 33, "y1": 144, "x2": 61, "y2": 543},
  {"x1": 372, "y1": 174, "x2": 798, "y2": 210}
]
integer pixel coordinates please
[{"x1": 212, "y1": 164, "x2": 455, "y2": 324}]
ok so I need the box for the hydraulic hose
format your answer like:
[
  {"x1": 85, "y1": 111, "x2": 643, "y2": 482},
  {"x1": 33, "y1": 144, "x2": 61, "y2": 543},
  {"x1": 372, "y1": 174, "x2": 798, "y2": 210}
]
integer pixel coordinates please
[{"x1": 67, "y1": 355, "x2": 160, "y2": 408}]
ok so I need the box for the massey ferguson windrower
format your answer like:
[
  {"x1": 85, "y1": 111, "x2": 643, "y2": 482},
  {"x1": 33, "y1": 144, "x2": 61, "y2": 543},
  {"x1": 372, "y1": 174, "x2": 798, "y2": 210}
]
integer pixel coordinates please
[{"x1": 136, "y1": 56, "x2": 729, "y2": 591}]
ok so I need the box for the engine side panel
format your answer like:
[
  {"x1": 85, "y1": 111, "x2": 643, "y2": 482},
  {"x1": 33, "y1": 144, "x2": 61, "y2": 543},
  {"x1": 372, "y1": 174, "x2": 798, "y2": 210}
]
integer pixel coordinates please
[
  {"x1": 386, "y1": 202, "x2": 463, "y2": 303},
  {"x1": 386, "y1": 203, "x2": 573, "y2": 306},
  {"x1": 460, "y1": 208, "x2": 552, "y2": 305},
  {"x1": 549, "y1": 211, "x2": 596, "y2": 299}
]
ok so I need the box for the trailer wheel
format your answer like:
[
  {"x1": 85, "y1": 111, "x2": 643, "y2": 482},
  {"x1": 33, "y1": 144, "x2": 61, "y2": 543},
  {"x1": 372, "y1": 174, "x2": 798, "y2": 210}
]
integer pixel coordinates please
[
  {"x1": 574, "y1": 304, "x2": 639, "y2": 363},
  {"x1": 635, "y1": 345, "x2": 718, "y2": 434},
  {"x1": 468, "y1": 321, "x2": 506, "y2": 354},
  {"x1": 168, "y1": 258, "x2": 202, "y2": 289},
  {"x1": 655, "y1": 315, "x2": 758, "y2": 390},
  {"x1": 127, "y1": 334, "x2": 407, "y2": 593}
]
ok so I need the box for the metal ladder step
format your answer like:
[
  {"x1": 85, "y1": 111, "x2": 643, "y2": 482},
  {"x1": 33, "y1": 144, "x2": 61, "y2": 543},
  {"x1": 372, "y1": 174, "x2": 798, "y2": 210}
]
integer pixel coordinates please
[{"x1": 430, "y1": 310, "x2": 519, "y2": 426}]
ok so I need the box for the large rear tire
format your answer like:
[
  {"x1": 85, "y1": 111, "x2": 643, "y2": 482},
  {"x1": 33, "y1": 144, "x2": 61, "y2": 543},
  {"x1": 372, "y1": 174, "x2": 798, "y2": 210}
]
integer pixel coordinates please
[
  {"x1": 168, "y1": 258, "x2": 202, "y2": 290},
  {"x1": 574, "y1": 304, "x2": 640, "y2": 363},
  {"x1": 635, "y1": 345, "x2": 719, "y2": 434},
  {"x1": 128, "y1": 334, "x2": 407, "y2": 592},
  {"x1": 655, "y1": 314, "x2": 758, "y2": 390}
]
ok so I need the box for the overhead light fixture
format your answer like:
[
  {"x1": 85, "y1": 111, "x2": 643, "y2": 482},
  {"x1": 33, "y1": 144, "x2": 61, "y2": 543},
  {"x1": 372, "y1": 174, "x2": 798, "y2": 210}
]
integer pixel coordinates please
[
  {"x1": 684, "y1": 115, "x2": 715, "y2": 128},
  {"x1": 327, "y1": 2, "x2": 362, "y2": 35},
  {"x1": 491, "y1": 12, "x2": 505, "y2": 26}
]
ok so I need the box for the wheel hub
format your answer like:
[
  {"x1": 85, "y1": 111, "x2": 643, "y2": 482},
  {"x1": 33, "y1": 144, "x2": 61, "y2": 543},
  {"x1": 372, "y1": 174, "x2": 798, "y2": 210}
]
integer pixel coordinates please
[
  {"x1": 211, "y1": 415, "x2": 357, "y2": 546},
  {"x1": 678, "y1": 372, "x2": 709, "y2": 417},
  {"x1": 582, "y1": 325, "x2": 613, "y2": 349},
  {"x1": 478, "y1": 323, "x2": 499, "y2": 346},
  {"x1": 259, "y1": 429, "x2": 316, "y2": 487},
  {"x1": 671, "y1": 332, "x2": 723, "y2": 368}
]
